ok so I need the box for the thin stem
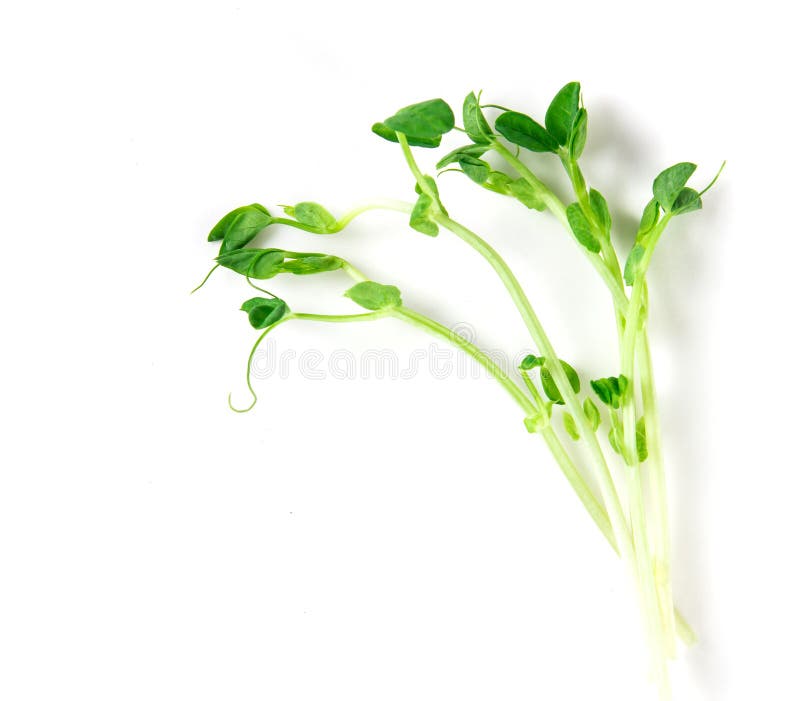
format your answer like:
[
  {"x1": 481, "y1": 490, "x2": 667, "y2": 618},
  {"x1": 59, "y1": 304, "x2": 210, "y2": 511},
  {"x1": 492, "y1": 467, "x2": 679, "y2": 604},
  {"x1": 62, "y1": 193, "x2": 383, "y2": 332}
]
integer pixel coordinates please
[
  {"x1": 639, "y1": 331, "x2": 678, "y2": 656},
  {"x1": 391, "y1": 306, "x2": 534, "y2": 415},
  {"x1": 292, "y1": 311, "x2": 388, "y2": 324},
  {"x1": 619, "y1": 220, "x2": 673, "y2": 694},
  {"x1": 491, "y1": 141, "x2": 630, "y2": 313},
  {"x1": 397, "y1": 132, "x2": 443, "y2": 212},
  {"x1": 335, "y1": 198, "x2": 413, "y2": 228},
  {"x1": 271, "y1": 199, "x2": 413, "y2": 235}
]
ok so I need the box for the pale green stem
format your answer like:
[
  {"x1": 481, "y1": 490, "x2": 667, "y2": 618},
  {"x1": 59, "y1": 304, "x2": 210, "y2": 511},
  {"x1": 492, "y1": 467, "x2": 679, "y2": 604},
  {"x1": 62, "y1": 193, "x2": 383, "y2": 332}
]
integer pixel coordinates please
[
  {"x1": 271, "y1": 199, "x2": 413, "y2": 234},
  {"x1": 639, "y1": 331, "x2": 678, "y2": 656},
  {"x1": 620, "y1": 218, "x2": 673, "y2": 696},
  {"x1": 390, "y1": 306, "x2": 534, "y2": 415}
]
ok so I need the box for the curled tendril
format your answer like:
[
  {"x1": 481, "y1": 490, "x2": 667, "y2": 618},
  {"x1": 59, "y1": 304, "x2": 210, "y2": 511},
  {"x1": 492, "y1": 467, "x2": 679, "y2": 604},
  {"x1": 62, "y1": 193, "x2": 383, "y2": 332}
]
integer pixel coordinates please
[
  {"x1": 245, "y1": 275, "x2": 277, "y2": 297},
  {"x1": 227, "y1": 317, "x2": 291, "y2": 413},
  {"x1": 190, "y1": 264, "x2": 219, "y2": 294}
]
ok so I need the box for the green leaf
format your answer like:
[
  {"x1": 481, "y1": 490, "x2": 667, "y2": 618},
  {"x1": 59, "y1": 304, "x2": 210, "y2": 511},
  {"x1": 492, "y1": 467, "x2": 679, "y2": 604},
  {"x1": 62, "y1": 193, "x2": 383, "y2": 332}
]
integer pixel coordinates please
[
  {"x1": 637, "y1": 198, "x2": 660, "y2": 239},
  {"x1": 671, "y1": 187, "x2": 703, "y2": 215},
  {"x1": 568, "y1": 107, "x2": 588, "y2": 159},
  {"x1": 413, "y1": 176, "x2": 446, "y2": 211},
  {"x1": 280, "y1": 254, "x2": 343, "y2": 275},
  {"x1": 636, "y1": 417, "x2": 648, "y2": 462},
  {"x1": 507, "y1": 178, "x2": 546, "y2": 211},
  {"x1": 623, "y1": 244, "x2": 646, "y2": 286},
  {"x1": 566, "y1": 203, "x2": 601, "y2": 253},
  {"x1": 283, "y1": 202, "x2": 337, "y2": 232},
  {"x1": 459, "y1": 157, "x2": 491, "y2": 184},
  {"x1": 208, "y1": 204, "x2": 273, "y2": 254},
  {"x1": 653, "y1": 162, "x2": 697, "y2": 212},
  {"x1": 524, "y1": 413, "x2": 548, "y2": 434},
  {"x1": 240, "y1": 296, "x2": 289, "y2": 329},
  {"x1": 410, "y1": 193, "x2": 438, "y2": 236},
  {"x1": 608, "y1": 421, "x2": 624, "y2": 456},
  {"x1": 436, "y1": 143, "x2": 490, "y2": 169},
  {"x1": 589, "y1": 188, "x2": 611, "y2": 237},
  {"x1": 563, "y1": 413, "x2": 580, "y2": 440},
  {"x1": 590, "y1": 375, "x2": 629, "y2": 410},
  {"x1": 545, "y1": 82, "x2": 581, "y2": 146},
  {"x1": 218, "y1": 249, "x2": 342, "y2": 280},
  {"x1": 344, "y1": 281, "x2": 402, "y2": 310},
  {"x1": 380, "y1": 98, "x2": 455, "y2": 142},
  {"x1": 495, "y1": 111, "x2": 560, "y2": 153},
  {"x1": 520, "y1": 354, "x2": 544, "y2": 371},
  {"x1": 541, "y1": 360, "x2": 581, "y2": 405},
  {"x1": 583, "y1": 397, "x2": 601, "y2": 431},
  {"x1": 371, "y1": 122, "x2": 442, "y2": 148},
  {"x1": 463, "y1": 92, "x2": 492, "y2": 144},
  {"x1": 409, "y1": 176, "x2": 444, "y2": 235},
  {"x1": 217, "y1": 248, "x2": 285, "y2": 279}
]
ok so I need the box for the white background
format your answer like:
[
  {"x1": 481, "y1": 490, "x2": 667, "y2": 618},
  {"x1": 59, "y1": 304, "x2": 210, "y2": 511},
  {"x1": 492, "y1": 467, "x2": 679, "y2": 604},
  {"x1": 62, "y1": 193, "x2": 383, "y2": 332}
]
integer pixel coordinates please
[{"x1": 1, "y1": 2, "x2": 797, "y2": 699}]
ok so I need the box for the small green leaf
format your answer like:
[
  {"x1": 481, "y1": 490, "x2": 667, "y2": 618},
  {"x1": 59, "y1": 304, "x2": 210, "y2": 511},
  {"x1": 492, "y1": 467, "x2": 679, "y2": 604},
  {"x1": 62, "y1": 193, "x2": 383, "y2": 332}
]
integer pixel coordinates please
[
  {"x1": 524, "y1": 413, "x2": 548, "y2": 433},
  {"x1": 653, "y1": 162, "x2": 697, "y2": 212},
  {"x1": 284, "y1": 202, "x2": 337, "y2": 232},
  {"x1": 563, "y1": 413, "x2": 580, "y2": 440},
  {"x1": 436, "y1": 143, "x2": 490, "y2": 169},
  {"x1": 240, "y1": 296, "x2": 289, "y2": 329},
  {"x1": 380, "y1": 98, "x2": 455, "y2": 142},
  {"x1": 463, "y1": 92, "x2": 492, "y2": 144},
  {"x1": 583, "y1": 397, "x2": 601, "y2": 431},
  {"x1": 280, "y1": 254, "x2": 343, "y2": 275},
  {"x1": 590, "y1": 375, "x2": 629, "y2": 410},
  {"x1": 520, "y1": 354, "x2": 545, "y2": 371},
  {"x1": 568, "y1": 107, "x2": 588, "y2": 159},
  {"x1": 507, "y1": 178, "x2": 546, "y2": 211},
  {"x1": 371, "y1": 122, "x2": 442, "y2": 148},
  {"x1": 608, "y1": 422, "x2": 624, "y2": 456},
  {"x1": 671, "y1": 187, "x2": 703, "y2": 215},
  {"x1": 623, "y1": 244, "x2": 646, "y2": 286},
  {"x1": 636, "y1": 417, "x2": 648, "y2": 462},
  {"x1": 545, "y1": 82, "x2": 581, "y2": 146},
  {"x1": 208, "y1": 204, "x2": 273, "y2": 254},
  {"x1": 589, "y1": 188, "x2": 611, "y2": 237},
  {"x1": 495, "y1": 111, "x2": 560, "y2": 153},
  {"x1": 481, "y1": 171, "x2": 514, "y2": 195},
  {"x1": 344, "y1": 281, "x2": 402, "y2": 310},
  {"x1": 409, "y1": 176, "x2": 444, "y2": 235},
  {"x1": 566, "y1": 203, "x2": 601, "y2": 253},
  {"x1": 637, "y1": 198, "x2": 660, "y2": 239},
  {"x1": 541, "y1": 360, "x2": 581, "y2": 405},
  {"x1": 410, "y1": 192, "x2": 438, "y2": 236}
]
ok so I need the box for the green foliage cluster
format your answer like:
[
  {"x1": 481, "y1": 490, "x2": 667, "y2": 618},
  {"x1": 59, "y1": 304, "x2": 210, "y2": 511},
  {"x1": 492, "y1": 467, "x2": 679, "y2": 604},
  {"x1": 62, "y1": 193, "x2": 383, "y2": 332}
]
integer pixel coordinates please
[{"x1": 196, "y1": 82, "x2": 723, "y2": 699}]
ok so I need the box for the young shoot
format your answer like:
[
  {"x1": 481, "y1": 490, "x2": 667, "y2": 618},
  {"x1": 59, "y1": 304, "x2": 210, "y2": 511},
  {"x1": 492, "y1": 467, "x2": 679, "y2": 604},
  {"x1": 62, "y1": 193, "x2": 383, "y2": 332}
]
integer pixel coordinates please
[{"x1": 196, "y1": 82, "x2": 722, "y2": 701}]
